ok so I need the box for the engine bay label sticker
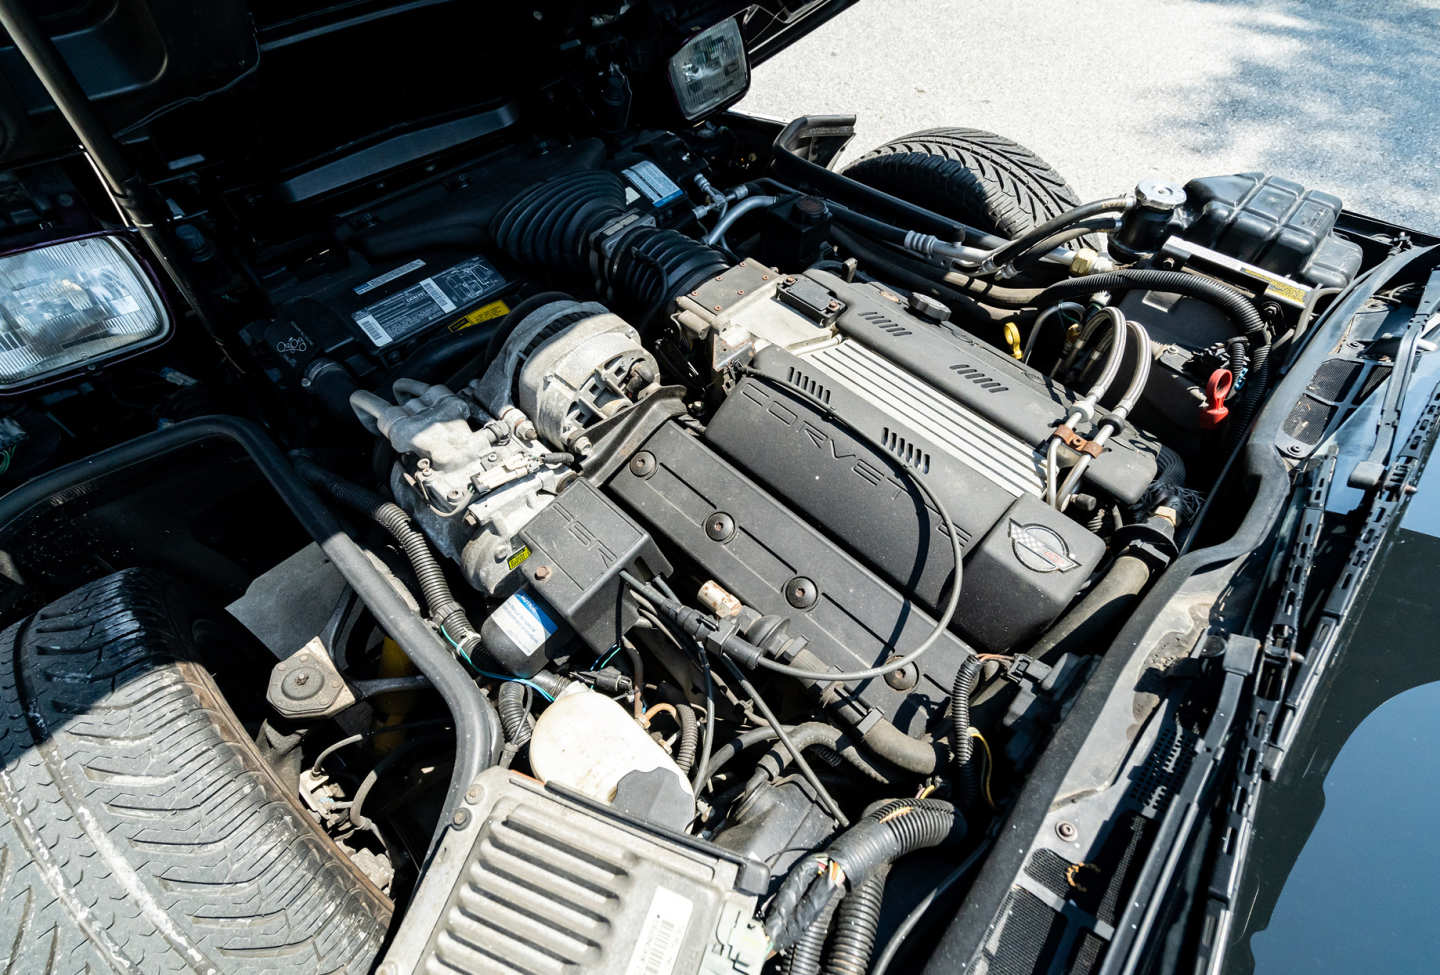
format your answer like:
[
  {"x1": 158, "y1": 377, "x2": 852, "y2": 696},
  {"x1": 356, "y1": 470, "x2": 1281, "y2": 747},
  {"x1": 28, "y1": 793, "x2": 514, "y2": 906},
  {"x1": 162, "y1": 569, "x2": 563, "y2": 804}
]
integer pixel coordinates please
[
  {"x1": 353, "y1": 258, "x2": 425, "y2": 295},
  {"x1": 351, "y1": 256, "x2": 507, "y2": 347},
  {"x1": 625, "y1": 886, "x2": 694, "y2": 975},
  {"x1": 623, "y1": 161, "x2": 684, "y2": 207},
  {"x1": 505, "y1": 545, "x2": 531, "y2": 570},
  {"x1": 490, "y1": 590, "x2": 556, "y2": 654},
  {"x1": 449, "y1": 299, "x2": 510, "y2": 332}
]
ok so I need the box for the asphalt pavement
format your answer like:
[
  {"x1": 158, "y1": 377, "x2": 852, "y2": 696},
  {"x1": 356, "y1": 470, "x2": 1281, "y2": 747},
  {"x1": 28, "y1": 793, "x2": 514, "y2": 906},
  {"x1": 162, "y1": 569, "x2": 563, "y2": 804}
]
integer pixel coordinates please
[{"x1": 739, "y1": 0, "x2": 1439, "y2": 229}]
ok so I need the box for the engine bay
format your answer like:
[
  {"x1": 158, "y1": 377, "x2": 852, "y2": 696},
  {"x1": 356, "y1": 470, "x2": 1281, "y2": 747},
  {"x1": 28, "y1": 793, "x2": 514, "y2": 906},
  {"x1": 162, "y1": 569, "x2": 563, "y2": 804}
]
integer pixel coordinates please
[{"x1": 0, "y1": 86, "x2": 1394, "y2": 975}]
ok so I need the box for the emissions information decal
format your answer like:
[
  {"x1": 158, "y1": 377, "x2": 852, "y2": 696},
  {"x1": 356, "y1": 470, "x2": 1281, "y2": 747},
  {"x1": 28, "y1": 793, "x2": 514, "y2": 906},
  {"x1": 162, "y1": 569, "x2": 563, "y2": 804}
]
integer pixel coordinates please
[
  {"x1": 624, "y1": 887, "x2": 694, "y2": 975},
  {"x1": 351, "y1": 256, "x2": 506, "y2": 347}
]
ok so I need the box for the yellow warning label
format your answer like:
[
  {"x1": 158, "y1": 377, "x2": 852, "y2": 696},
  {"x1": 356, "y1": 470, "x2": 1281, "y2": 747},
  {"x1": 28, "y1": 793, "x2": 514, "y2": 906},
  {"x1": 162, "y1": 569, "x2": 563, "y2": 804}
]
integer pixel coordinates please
[
  {"x1": 1239, "y1": 268, "x2": 1307, "y2": 305},
  {"x1": 448, "y1": 299, "x2": 510, "y2": 332},
  {"x1": 506, "y1": 545, "x2": 531, "y2": 570}
]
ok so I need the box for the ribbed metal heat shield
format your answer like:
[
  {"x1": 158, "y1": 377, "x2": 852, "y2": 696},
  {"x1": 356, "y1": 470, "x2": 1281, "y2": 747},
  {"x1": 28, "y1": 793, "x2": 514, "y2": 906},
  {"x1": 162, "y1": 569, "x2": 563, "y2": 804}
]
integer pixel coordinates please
[
  {"x1": 381, "y1": 769, "x2": 768, "y2": 975},
  {"x1": 803, "y1": 339, "x2": 1046, "y2": 497}
]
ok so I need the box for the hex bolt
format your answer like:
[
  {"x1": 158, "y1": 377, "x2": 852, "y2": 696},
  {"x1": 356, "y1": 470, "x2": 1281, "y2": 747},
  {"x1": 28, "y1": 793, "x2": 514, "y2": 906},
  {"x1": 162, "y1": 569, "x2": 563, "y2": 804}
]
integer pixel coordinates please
[
  {"x1": 534, "y1": 565, "x2": 552, "y2": 582},
  {"x1": 465, "y1": 785, "x2": 482, "y2": 803},
  {"x1": 293, "y1": 672, "x2": 310, "y2": 686},
  {"x1": 452, "y1": 808, "x2": 472, "y2": 828},
  {"x1": 1056, "y1": 821, "x2": 1078, "y2": 842}
]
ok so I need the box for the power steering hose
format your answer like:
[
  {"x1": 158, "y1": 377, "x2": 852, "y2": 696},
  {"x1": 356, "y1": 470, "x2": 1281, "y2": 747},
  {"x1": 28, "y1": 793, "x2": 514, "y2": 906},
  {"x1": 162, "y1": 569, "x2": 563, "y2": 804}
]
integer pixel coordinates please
[{"x1": 0, "y1": 416, "x2": 501, "y2": 850}]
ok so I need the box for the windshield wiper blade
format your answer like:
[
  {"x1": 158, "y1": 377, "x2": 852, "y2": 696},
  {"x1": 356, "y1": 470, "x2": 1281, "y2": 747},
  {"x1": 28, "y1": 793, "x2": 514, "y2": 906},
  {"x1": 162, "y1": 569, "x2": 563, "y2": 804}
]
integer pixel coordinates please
[{"x1": 1348, "y1": 266, "x2": 1440, "y2": 491}]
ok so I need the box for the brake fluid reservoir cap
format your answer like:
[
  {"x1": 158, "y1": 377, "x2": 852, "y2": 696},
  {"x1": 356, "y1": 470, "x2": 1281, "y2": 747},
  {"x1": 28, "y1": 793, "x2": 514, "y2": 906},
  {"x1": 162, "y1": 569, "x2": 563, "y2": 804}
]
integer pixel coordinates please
[{"x1": 529, "y1": 685, "x2": 694, "y2": 816}]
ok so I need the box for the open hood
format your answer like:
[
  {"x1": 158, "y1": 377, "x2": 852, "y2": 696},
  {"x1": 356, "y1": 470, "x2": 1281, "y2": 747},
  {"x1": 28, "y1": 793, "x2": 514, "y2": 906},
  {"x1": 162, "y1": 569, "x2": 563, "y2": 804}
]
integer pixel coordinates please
[{"x1": 0, "y1": 0, "x2": 858, "y2": 174}]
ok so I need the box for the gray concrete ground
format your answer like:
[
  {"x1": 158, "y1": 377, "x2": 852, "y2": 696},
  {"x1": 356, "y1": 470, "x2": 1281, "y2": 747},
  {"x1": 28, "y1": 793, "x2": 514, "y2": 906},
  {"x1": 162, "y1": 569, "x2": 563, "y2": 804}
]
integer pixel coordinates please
[{"x1": 739, "y1": 0, "x2": 1440, "y2": 229}]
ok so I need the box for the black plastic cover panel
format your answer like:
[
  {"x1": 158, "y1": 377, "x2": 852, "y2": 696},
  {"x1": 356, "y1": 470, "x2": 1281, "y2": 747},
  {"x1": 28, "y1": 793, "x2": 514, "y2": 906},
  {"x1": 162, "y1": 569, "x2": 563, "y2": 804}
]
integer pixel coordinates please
[
  {"x1": 609, "y1": 420, "x2": 976, "y2": 736},
  {"x1": 704, "y1": 348, "x2": 1105, "y2": 651}
]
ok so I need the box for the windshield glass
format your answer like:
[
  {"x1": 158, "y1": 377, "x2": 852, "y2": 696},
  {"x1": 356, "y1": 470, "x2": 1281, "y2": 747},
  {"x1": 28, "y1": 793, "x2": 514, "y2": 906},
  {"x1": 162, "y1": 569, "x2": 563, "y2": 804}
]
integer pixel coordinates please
[{"x1": 1226, "y1": 454, "x2": 1440, "y2": 971}]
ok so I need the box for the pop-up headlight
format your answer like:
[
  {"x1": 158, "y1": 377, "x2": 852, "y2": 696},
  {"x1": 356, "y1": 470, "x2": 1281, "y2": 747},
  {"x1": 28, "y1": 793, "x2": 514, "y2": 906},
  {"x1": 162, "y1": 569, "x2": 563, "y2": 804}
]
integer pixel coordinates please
[
  {"x1": 668, "y1": 17, "x2": 749, "y2": 120},
  {"x1": 0, "y1": 235, "x2": 168, "y2": 392}
]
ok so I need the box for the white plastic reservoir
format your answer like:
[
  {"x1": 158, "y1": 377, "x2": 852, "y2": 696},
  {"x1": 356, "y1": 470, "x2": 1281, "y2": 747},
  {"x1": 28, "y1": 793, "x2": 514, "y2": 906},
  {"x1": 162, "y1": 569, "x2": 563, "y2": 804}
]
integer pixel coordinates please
[{"x1": 528, "y1": 684, "x2": 694, "y2": 806}]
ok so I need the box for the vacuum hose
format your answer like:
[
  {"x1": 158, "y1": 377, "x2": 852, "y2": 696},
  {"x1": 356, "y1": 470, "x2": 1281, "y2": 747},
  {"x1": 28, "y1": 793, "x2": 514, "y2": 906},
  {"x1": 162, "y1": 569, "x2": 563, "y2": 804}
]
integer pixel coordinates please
[{"x1": 492, "y1": 170, "x2": 727, "y2": 323}]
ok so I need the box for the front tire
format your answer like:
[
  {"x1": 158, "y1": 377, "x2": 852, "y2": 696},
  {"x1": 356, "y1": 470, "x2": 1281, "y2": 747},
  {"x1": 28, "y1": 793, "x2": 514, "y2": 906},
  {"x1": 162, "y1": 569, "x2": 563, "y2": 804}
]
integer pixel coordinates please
[
  {"x1": 842, "y1": 127, "x2": 1088, "y2": 239},
  {"x1": 0, "y1": 568, "x2": 390, "y2": 974}
]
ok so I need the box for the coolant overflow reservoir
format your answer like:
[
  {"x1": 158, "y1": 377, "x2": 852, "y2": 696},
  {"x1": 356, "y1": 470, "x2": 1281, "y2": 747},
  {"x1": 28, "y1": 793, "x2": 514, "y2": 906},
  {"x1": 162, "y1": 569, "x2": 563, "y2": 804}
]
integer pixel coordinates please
[{"x1": 529, "y1": 684, "x2": 695, "y2": 828}]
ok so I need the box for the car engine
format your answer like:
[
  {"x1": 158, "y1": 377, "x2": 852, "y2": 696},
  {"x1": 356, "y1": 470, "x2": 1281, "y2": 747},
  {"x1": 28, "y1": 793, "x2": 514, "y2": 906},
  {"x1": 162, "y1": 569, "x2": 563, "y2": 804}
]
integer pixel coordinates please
[{"x1": 232, "y1": 127, "x2": 1365, "y2": 973}]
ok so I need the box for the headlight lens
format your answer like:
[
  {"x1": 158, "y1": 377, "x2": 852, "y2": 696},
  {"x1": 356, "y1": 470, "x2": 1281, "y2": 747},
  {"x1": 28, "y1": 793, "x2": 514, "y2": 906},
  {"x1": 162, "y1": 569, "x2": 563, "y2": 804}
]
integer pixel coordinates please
[
  {"x1": 668, "y1": 17, "x2": 749, "y2": 120},
  {"x1": 0, "y1": 236, "x2": 168, "y2": 391}
]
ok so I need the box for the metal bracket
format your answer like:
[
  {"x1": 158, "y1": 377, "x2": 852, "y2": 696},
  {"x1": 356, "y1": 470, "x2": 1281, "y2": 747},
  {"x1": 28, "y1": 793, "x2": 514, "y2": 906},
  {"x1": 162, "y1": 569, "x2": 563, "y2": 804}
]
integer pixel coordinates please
[{"x1": 267, "y1": 637, "x2": 357, "y2": 720}]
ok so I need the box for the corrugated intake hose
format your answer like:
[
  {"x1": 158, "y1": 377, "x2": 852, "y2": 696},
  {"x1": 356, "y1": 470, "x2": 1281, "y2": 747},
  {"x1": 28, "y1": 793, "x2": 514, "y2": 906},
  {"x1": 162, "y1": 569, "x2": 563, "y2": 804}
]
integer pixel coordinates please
[
  {"x1": 951, "y1": 656, "x2": 982, "y2": 809},
  {"x1": 824, "y1": 864, "x2": 891, "y2": 975},
  {"x1": 0, "y1": 416, "x2": 499, "y2": 850},
  {"x1": 295, "y1": 458, "x2": 484, "y2": 655},
  {"x1": 491, "y1": 170, "x2": 727, "y2": 322},
  {"x1": 497, "y1": 680, "x2": 532, "y2": 748},
  {"x1": 766, "y1": 799, "x2": 966, "y2": 951}
]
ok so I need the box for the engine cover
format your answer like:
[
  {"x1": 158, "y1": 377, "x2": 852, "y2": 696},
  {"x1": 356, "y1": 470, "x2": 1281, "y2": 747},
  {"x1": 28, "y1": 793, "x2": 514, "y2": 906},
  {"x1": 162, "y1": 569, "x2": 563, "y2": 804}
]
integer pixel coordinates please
[
  {"x1": 705, "y1": 348, "x2": 1103, "y2": 651},
  {"x1": 673, "y1": 265, "x2": 1142, "y2": 650}
]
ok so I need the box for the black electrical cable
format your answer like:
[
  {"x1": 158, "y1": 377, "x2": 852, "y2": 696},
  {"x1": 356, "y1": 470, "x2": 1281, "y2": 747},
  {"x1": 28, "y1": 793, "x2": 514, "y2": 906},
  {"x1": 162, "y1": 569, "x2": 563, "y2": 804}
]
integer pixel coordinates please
[
  {"x1": 648, "y1": 577, "x2": 716, "y2": 792},
  {"x1": 950, "y1": 656, "x2": 982, "y2": 809},
  {"x1": 869, "y1": 840, "x2": 991, "y2": 975}
]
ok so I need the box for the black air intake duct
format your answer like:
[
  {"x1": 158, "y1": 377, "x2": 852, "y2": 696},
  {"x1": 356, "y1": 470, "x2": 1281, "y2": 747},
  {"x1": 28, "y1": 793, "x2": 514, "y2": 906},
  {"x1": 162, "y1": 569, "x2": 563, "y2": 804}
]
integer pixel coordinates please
[{"x1": 492, "y1": 171, "x2": 727, "y2": 324}]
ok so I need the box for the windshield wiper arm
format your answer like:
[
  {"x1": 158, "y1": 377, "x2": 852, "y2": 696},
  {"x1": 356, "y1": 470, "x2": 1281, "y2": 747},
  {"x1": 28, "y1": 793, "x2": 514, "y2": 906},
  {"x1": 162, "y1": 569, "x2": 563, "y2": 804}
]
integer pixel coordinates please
[{"x1": 1348, "y1": 266, "x2": 1440, "y2": 490}]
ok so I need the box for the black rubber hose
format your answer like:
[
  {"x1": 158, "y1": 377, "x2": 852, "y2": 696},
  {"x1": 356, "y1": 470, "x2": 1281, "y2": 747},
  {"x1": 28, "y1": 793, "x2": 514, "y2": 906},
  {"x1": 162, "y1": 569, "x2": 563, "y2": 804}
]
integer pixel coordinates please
[
  {"x1": 858, "y1": 717, "x2": 947, "y2": 777},
  {"x1": 294, "y1": 459, "x2": 482, "y2": 654},
  {"x1": 0, "y1": 416, "x2": 499, "y2": 848},
  {"x1": 950, "y1": 656, "x2": 982, "y2": 809},
  {"x1": 349, "y1": 732, "x2": 452, "y2": 834},
  {"x1": 1027, "y1": 552, "x2": 1154, "y2": 663},
  {"x1": 830, "y1": 225, "x2": 1000, "y2": 325},
  {"x1": 750, "y1": 722, "x2": 898, "y2": 787},
  {"x1": 392, "y1": 319, "x2": 506, "y2": 386},
  {"x1": 982, "y1": 197, "x2": 1130, "y2": 271},
  {"x1": 1030, "y1": 268, "x2": 1269, "y2": 365},
  {"x1": 824, "y1": 864, "x2": 891, "y2": 975},
  {"x1": 497, "y1": 680, "x2": 532, "y2": 748}
]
